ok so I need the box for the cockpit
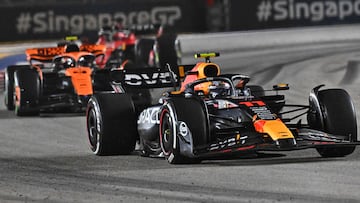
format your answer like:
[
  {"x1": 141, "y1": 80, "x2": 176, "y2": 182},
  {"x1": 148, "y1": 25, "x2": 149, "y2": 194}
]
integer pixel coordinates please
[
  {"x1": 184, "y1": 75, "x2": 252, "y2": 99},
  {"x1": 53, "y1": 54, "x2": 96, "y2": 70}
]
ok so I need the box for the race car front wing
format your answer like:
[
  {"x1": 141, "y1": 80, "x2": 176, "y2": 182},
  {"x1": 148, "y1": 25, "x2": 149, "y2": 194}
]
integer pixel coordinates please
[{"x1": 188, "y1": 128, "x2": 359, "y2": 158}]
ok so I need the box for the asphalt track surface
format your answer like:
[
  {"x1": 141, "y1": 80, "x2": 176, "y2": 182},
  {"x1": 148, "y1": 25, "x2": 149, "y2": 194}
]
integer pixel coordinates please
[{"x1": 1, "y1": 36, "x2": 360, "y2": 202}]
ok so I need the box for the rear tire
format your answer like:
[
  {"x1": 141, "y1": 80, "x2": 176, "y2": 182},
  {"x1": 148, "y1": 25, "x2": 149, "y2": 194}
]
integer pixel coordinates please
[
  {"x1": 312, "y1": 89, "x2": 357, "y2": 157},
  {"x1": 86, "y1": 93, "x2": 137, "y2": 155},
  {"x1": 14, "y1": 68, "x2": 40, "y2": 116}
]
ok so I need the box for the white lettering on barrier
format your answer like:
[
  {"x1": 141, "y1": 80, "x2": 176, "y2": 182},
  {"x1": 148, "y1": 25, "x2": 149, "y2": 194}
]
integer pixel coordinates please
[
  {"x1": 257, "y1": 0, "x2": 360, "y2": 22},
  {"x1": 16, "y1": 6, "x2": 182, "y2": 34}
]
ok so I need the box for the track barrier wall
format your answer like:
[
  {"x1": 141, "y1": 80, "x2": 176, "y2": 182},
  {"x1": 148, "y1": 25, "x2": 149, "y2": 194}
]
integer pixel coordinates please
[
  {"x1": 0, "y1": 0, "x2": 206, "y2": 42},
  {"x1": 0, "y1": 1, "x2": 360, "y2": 42},
  {"x1": 208, "y1": 0, "x2": 360, "y2": 31}
]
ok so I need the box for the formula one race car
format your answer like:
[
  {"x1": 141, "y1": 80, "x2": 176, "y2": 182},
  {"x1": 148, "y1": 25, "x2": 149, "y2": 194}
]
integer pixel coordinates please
[
  {"x1": 4, "y1": 42, "x2": 105, "y2": 116},
  {"x1": 86, "y1": 52, "x2": 359, "y2": 163},
  {"x1": 96, "y1": 24, "x2": 180, "y2": 70}
]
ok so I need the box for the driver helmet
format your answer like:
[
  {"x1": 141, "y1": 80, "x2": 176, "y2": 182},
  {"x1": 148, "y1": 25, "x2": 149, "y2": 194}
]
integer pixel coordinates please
[
  {"x1": 62, "y1": 57, "x2": 75, "y2": 68},
  {"x1": 208, "y1": 81, "x2": 231, "y2": 98}
]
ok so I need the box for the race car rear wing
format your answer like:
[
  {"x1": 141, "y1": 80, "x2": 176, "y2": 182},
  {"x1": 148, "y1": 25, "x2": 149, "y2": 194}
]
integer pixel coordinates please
[
  {"x1": 108, "y1": 52, "x2": 223, "y2": 89},
  {"x1": 26, "y1": 44, "x2": 106, "y2": 63},
  {"x1": 109, "y1": 66, "x2": 178, "y2": 89},
  {"x1": 26, "y1": 47, "x2": 64, "y2": 62},
  {"x1": 100, "y1": 63, "x2": 206, "y2": 89},
  {"x1": 79, "y1": 44, "x2": 106, "y2": 56}
]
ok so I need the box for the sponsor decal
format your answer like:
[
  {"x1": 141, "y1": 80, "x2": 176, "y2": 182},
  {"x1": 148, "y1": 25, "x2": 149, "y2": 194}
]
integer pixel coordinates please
[
  {"x1": 34, "y1": 47, "x2": 64, "y2": 56},
  {"x1": 240, "y1": 101, "x2": 275, "y2": 120},
  {"x1": 138, "y1": 107, "x2": 160, "y2": 124},
  {"x1": 16, "y1": 6, "x2": 181, "y2": 35},
  {"x1": 250, "y1": 106, "x2": 276, "y2": 120},
  {"x1": 240, "y1": 101, "x2": 266, "y2": 107},
  {"x1": 257, "y1": 0, "x2": 360, "y2": 22},
  {"x1": 209, "y1": 137, "x2": 236, "y2": 151},
  {"x1": 209, "y1": 135, "x2": 249, "y2": 151},
  {"x1": 124, "y1": 72, "x2": 174, "y2": 86}
]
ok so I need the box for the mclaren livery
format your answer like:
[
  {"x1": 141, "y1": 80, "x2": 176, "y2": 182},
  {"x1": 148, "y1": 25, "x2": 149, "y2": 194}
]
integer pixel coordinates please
[
  {"x1": 86, "y1": 53, "x2": 359, "y2": 164},
  {"x1": 4, "y1": 42, "x2": 105, "y2": 116}
]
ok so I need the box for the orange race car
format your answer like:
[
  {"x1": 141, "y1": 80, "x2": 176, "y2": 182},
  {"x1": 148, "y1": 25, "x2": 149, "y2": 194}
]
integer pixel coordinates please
[{"x1": 4, "y1": 42, "x2": 105, "y2": 116}]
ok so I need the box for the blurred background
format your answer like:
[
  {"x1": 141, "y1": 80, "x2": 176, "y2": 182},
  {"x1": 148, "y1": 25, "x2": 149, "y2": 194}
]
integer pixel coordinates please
[{"x1": 1, "y1": 0, "x2": 359, "y2": 42}]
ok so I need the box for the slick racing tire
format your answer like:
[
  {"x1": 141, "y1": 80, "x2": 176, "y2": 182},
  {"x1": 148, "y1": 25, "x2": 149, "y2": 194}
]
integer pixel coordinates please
[
  {"x1": 14, "y1": 68, "x2": 40, "y2": 116},
  {"x1": 86, "y1": 93, "x2": 137, "y2": 155},
  {"x1": 313, "y1": 89, "x2": 357, "y2": 157},
  {"x1": 4, "y1": 65, "x2": 28, "y2": 110},
  {"x1": 159, "y1": 97, "x2": 207, "y2": 164}
]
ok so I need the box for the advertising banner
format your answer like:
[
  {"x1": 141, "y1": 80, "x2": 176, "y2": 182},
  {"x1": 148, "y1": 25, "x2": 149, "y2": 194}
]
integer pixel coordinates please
[
  {"x1": 0, "y1": 0, "x2": 206, "y2": 42},
  {"x1": 229, "y1": 0, "x2": 360, "y2": 30}
]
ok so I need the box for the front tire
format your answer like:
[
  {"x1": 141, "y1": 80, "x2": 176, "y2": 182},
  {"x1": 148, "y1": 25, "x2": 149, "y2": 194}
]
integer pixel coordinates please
[
  {"x1": 86, "y1": 93, "x2": 137, "y2": 155},
  {"x1": 159, "y1": 104, "x2": 184, "y2": 163},
  {"x1": 160, "y1": 98, "x2": 207, "y2": 164},
  {"x1": 310, "y1": 89, "x2": 357, "y2": 157},
  {"x1": 14, "y1": 68, "x2": 40, "y2": 116},
  {"x1": 4, "y1": 65, "x2": 28, "y2": 110}
]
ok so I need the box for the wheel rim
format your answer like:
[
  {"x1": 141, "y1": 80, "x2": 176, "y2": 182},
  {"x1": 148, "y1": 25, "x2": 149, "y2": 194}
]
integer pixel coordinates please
[
  {"x1": 87, "y1": 107, "x2": 100, "y2": 153},
  {"x1": 160, "y1": 109, "x2": 174, "y2": 156},
  {"x1": 14, "y1": 86, "x2": 21, "y2": 115}
]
